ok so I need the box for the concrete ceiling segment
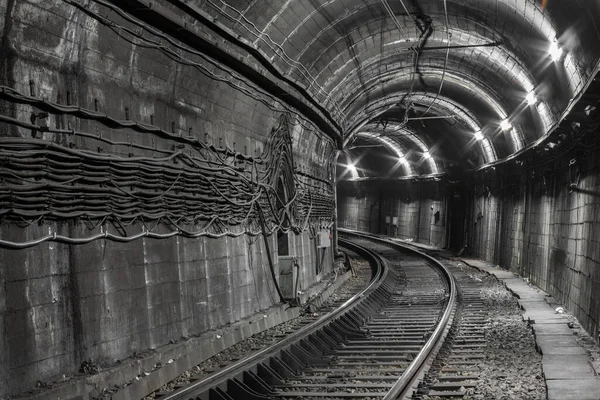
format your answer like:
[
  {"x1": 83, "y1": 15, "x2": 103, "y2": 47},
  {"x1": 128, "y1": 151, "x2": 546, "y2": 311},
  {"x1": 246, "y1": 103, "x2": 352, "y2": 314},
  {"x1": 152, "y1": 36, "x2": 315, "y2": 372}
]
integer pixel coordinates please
[
  {"x1": 360, "y1": 93, "x2": 497, "y2": 165},
  {"x1": 358, "y1": 91, "x2": 482, "y2": 132},
  {"x1": 196, "y1": 0, "x2": 600, "y2": 173},
  {"x1": 357, "y1": 123, "x2": 443, "y2": 174},
  {"x1": 292, "y1": 13, "x2": 558, "y2": 150},
  {"x1": 341, "y1": 69, "x2": 522, "y2": 158},
  {"x1": 349, "y1": 131, "x2": 417, "y2": 176}
]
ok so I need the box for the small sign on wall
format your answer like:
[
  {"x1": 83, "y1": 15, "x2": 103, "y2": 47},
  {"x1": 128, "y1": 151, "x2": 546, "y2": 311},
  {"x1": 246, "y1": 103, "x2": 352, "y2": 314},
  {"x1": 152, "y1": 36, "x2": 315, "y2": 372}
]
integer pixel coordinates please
[
  {"x1": 317, "y1": 230, "x2": 331, "y2": 248},
  {"x1": 385, "y1": 216, "x2": 391, "y2": 224},
  {"x1": 392, "y1": 217, "x2": 398, "y2": 226}
]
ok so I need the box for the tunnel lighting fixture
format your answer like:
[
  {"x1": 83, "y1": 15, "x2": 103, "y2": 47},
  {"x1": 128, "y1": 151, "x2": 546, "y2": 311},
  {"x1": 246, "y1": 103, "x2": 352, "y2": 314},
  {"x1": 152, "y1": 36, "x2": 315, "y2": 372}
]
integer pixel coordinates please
[
  {"x1": 585, "y1": 105, "x2": 597, "y2": 116},
  {"x1": 526, "y1": 91, "x2": 538, "y2": 105},
  {"x1": 423, "y1": 151, "x2": 432, "y2": 160},
  {"x1": 549, "y1": 40, "x2": 562, "y2": 61},
  {"x1": 500, "y1": 119, "x2": 512, "y2": 131},
  {"x1": 399, "y1": 156, "x2": 408, "y2": 165},
  {"x1": 346, "y1": 163, "x2": 358, "y2": 175},
  {"x1": 474, "y1": 131, "x2": 484, "y2": 141}
]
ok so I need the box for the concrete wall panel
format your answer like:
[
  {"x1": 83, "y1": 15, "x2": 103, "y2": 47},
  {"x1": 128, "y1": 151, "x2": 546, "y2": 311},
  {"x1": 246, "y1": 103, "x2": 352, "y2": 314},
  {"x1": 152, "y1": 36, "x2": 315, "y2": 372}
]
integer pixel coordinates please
[
  {"x1": 337, "y1": 180, "x2": 448, "y2": 248},
  {"x1": 465, "y1": 146, "x2": 600, "y2": 344},
  {"x1": 0, "y1": 1, "x2": 335, "y2": 395}
]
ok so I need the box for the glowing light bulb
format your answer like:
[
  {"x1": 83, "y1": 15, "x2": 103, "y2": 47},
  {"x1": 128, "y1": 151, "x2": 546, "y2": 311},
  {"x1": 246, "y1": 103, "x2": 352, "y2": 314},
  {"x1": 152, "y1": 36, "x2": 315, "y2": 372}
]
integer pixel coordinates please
[
  {"x1": 549, "y1": 40, "x2": 562, "y2": 61},
  {"x1": 423, "y1": 151, "x2": 432, "y2": 159},
  {"x1": 474, "y1": 131, "x2": 484, "y2": 141},
  {"x1": 526, "y1": 91, "x2": 537, "y2": 105},
  {"x1": 399, "y1": 156, "x2": 407, "y2": 165},
  {"x1": 500, "y1": 119, "x2": 512, "y2": 131},
  {"x1": 346, "y1": 163, "x2": 357, "y2": 176}
]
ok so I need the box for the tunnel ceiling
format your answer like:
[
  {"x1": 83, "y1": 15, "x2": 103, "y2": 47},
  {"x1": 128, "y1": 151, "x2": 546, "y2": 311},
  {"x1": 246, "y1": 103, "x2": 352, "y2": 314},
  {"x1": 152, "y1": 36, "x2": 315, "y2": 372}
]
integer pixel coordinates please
[{"x1": 194, "y1": 0, "x2": 600, "y2": 177}]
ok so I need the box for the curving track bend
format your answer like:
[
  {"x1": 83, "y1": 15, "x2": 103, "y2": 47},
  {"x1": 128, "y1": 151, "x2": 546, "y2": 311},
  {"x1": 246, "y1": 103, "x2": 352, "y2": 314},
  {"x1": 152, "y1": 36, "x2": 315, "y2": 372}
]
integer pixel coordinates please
[{"x1": 155, "y1": 232, "x2": 457, "y2": 399}]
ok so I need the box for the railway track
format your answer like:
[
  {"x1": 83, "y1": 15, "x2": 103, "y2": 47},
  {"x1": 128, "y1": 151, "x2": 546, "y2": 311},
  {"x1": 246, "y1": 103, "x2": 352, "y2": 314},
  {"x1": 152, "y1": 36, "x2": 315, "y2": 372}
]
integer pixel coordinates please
[
  {"x1": 154, "y1": 233, "x2": 458, "y2": 399},
  {"x1": 413, "y1": 262, "x2": 490, "y2": 398}
]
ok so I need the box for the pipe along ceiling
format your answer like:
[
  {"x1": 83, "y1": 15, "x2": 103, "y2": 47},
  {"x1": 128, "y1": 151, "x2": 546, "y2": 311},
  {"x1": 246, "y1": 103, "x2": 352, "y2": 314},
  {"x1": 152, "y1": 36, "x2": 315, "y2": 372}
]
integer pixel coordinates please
[{"x1": 199, "y1": 0, "x2": 600, "y2": 179}]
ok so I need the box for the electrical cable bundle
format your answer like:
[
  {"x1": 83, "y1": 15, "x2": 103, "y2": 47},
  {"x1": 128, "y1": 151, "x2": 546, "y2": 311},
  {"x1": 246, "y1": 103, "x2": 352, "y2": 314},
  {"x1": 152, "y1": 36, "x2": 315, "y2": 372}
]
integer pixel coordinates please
[{"x1": 0, "y1": 109, "x2": 335, "y2": 248}]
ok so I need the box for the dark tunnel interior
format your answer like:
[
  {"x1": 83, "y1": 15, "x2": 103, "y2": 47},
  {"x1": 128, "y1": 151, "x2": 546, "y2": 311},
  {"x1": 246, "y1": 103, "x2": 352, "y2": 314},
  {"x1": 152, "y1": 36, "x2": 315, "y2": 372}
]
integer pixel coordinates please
[{"x1": 1, "y1": 0, "x2": 600, "y2": 396}]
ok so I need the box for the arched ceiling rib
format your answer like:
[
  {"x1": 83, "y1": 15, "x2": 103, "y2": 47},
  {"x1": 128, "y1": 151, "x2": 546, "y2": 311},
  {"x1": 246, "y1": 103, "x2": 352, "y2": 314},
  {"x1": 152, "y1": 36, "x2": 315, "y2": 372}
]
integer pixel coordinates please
[
  {"x1": 201, "y1": 0, "x2": 600, "y2": 176},
  {"x1": 356, "y1": 123, "x2": 443, "y2": 175},
  {"x1": 342, "y1": 69, "x2": 528, "y2": 157},
  {"x1": 354, "y1": 91, "x2": 498, "y2": 164},
  {"x1": 356, "y1": 131, "x2": 416, "y2": 176}
]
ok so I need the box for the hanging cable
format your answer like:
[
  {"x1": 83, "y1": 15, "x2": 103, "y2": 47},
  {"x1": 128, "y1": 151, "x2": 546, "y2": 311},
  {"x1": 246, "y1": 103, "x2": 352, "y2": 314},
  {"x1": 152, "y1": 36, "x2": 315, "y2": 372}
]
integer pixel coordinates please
[
  {"x1": 196, "y1": 0, "x2": 347, "y2": 119},
  {"x1": 421, "y1": 0, "x2": 450, "y2": 117},
  {"x1": 257, "y1": 205, "x2": 285, "y2": 303},
  {"x1": 381, "y1": 0, "x2": 412, "y2": 41}
]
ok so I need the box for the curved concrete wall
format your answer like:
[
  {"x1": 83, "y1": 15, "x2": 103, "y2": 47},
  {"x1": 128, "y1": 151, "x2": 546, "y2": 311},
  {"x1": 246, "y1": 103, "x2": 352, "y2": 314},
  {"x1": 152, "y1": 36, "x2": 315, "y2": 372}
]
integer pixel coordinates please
[
  {"x1": 337, "y1": 180, "x2": 447, "y2": 248},
  {"x1": 465, "y1": 135, "x2": 600, "y2": 344},
  {"x1": 0, "y1": 1, "x2": 334, "y2": 395}
]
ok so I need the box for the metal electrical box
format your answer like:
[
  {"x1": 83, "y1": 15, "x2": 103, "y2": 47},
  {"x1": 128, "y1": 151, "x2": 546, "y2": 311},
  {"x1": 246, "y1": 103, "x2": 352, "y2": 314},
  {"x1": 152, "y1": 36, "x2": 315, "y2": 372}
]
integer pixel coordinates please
[
  {"x1": 317, "y1": 230, "x2": 331, "y2": 248},
  {"x1": 278, "y1": 256, "x2": 298, "y2": 300}
]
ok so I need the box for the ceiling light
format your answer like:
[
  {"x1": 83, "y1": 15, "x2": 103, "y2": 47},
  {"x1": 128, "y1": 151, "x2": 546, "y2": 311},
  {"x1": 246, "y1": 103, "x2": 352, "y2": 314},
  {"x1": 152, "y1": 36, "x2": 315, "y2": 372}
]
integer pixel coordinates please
[
  {"x1": 526, "y1": 91, "x2": 538, "y2": 105},
  {"x1": 399, "y1": 156, "x2": 407, "y2": 165},
  {"x1": 346, "y1": 163, "x2": 357, "y2": 174},
  {"x1": 500, "y1": 119, "x2": 512, "y2": 131},
  {"x1": 549, "y1": 40, "x2": 562, "y2": 61},
  {"x1": 423, "y1": 151, "x2": 432, "y2": 160},
  {"x1": 585, "y1": 105, "x2": 597, "y2": 116},
  {"x1": 474, "y1": 131, "x2": 484, "y2": 141}
]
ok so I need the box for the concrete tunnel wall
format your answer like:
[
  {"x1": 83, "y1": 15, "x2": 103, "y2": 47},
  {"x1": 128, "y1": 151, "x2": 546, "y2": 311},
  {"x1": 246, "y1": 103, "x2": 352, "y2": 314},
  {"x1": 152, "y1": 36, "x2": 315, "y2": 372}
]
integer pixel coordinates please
[
  {"x1": 0, "y1": 1, "x2": 335, "y2": 395},
  {"x1": 337, "y1": 180, "x2": 447, "y2": 248},
  {"x1": 464, "y1": 144, "x2": 600, "y2": 345}
]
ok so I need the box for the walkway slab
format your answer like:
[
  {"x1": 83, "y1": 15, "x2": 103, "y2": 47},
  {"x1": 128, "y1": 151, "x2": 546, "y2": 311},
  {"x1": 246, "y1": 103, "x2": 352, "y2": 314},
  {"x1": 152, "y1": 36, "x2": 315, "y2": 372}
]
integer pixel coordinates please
[
  {"x1": 532, "y1": 323, "x2": 574, "y2": 335},
  {"x1": 546, "y1": 379, "x2": 600, "y2": 400},
  {"x1": 543, "y1": 354, "x2": 596, "y2": 379},
  {"x1": 536, "y1": 335, "x2": 582, "y2": 352},
  {"x1": 540, "y1": 346, "x2": 588, "y2": 355}
]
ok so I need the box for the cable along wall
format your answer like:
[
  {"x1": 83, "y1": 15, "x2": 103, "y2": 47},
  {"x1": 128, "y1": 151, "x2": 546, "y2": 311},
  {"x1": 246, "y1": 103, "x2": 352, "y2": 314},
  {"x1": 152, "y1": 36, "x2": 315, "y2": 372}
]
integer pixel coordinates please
[
  {"x1": 0, "y1": 1, "x2": 341, "y2": 395},
  {"x1": 0, "y1": 112, "x2": 335, "y2": 248}
]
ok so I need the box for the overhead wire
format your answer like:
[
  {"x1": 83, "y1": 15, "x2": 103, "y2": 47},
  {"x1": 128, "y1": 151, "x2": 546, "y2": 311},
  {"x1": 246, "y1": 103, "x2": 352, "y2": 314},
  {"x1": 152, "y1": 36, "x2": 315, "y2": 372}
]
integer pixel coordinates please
[
  {"x1": 381, "y1": 0, "x2": 412, "y2": 42},
  {"x1": 380, "y1": 0, "x2": 433, "y2": 126},
  {"x1": 421, "y1": 0, "x2": 451, "y2": 117},
  {"x1": 198, "y1": 0, "x2": 347, "y2": 119},
  {"x1": 397, "y1": 0, "x2": 415, "y2": 22},
  {"x1": 0, "y1": 110, "x2": 335, "y2": 248},
  {"x1": 0, "y1": 0, "x2": 340, "y2": 251}
]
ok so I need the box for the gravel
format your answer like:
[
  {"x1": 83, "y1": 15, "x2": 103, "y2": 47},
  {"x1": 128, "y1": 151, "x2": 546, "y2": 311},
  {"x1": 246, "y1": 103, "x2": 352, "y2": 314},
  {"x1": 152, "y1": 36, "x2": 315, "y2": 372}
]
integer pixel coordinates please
[{"x1": 420, "y1": 260, "x2": 546, "y2": 400}]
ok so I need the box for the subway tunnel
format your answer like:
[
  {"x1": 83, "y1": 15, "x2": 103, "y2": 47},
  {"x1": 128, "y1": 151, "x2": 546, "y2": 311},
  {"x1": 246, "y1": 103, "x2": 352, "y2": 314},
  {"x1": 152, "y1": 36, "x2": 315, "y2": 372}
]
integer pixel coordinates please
[{"x1": 1, "y1": 0, "x2": 600, "y2": 397}]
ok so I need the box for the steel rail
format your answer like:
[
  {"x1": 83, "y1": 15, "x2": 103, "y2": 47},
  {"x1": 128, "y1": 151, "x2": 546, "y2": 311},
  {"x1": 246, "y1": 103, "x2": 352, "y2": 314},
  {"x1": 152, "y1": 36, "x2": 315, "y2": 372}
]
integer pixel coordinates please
[
  {"x1": 159, "y1": 238, "x2": 386, "y2": 399},
  {"x1": 339, "y1": 228, "x2": 457, "y2": 400}
]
